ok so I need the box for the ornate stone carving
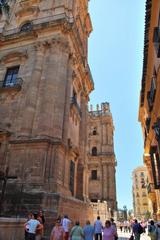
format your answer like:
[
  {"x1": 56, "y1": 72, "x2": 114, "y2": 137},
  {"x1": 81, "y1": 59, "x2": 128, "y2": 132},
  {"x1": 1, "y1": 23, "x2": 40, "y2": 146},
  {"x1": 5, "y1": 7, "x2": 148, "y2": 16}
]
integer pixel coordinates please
[{"x1": 0, "y1": 51, "x2": 28, "y2": 64}]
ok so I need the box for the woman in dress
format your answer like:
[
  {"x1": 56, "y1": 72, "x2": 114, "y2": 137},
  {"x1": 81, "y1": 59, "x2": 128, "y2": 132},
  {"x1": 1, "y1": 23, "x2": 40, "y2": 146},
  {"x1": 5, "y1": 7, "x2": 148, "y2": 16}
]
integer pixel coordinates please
[
  {"x1": 50, "y1": 218, "x2": 65, "y2": 240},
  {"x1": 103, "y1": 220, "x2": 116, "y2": 240},
  {"x1": 70, "y1": 221, "x2": 84, "y2": 240}
]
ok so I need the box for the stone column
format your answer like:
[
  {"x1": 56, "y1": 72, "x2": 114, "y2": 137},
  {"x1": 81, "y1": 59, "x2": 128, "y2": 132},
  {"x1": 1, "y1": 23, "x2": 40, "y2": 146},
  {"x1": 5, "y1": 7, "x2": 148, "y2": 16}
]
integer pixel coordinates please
[
  {"x1": 108, "y1": 163, "x2": 116, "y2": 207},
  {"x1": 102, "y1": 124, "x2": 107, "y2": 145},
  {"x1": 34, "y1": 39, "x2": 70, "y2": 139},
  {"x1": 76, "y1": 162, "x2": 84, "y2": 200},
  {"x1": 20, "y1": 43, "x2": 46, "y2": 136},
  {"x1": 62, "y1": 55, "x2": 73, "y2": 145},
  {"x1": 102, "y1": 164, "x2": 106, "y2": 199}
]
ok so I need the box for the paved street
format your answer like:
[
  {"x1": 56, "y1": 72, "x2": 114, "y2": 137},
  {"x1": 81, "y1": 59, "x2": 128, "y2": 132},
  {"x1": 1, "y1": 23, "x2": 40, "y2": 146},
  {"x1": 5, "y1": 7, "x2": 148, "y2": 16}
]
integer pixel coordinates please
[{"x1": 117, "y1": 230, "x2": 150, "y2": 240}]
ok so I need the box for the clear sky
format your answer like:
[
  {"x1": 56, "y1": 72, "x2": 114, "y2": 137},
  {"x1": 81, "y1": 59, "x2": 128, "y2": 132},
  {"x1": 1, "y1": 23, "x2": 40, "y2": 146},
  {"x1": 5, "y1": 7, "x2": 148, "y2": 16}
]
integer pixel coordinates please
[{"x1": 88, "y1": 0, "x2": 146, "y2": 210}]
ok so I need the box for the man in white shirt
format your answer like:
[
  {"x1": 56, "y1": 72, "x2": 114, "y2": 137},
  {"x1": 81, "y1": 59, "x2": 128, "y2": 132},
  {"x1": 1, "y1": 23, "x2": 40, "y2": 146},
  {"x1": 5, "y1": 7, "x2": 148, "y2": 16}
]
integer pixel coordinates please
[
  {"x1": 94, "y1": 216, "x2": 103, "y2": 240},
  {"x1": 25, "y1": 213, "x2": 41, "y2": 240},
  {"x1": 62, "y1": 215, "x2": 71, "y2": 240}
]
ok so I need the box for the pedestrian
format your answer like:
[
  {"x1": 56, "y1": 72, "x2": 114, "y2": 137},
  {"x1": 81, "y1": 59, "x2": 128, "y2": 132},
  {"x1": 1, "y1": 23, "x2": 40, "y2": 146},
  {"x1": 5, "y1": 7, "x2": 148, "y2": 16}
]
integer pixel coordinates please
[
  {"x1": 94, "y1": 216, "x2": 103, "y2": 240},
  {"x1": 110, "y1": 218, "x2": 118, "y2": 240},
  {"x1": 36, "y1": 215, "x2": 44, "y2": 240},
  {"x1": 62, "y1": 215, "x2": 72, "y2": 240},
  {"x1": 103, "y1": 220, "x2": 116, "y2": 240},
  {"x1": 50, "y1": 218, "x2": 65, "y2": 240},
  {"x1": 83, "y1": 220, "x2": 94, "y2": 240},
  {"x1": 70, "y1": 221, "x2": 84, "y2": 240},
  {"x1": 25, "y1": 212, "x2": 33, "y2": 240},
  {"x1": 156, "y1": 221, "x2": 160, "y2": 240},
  {"x1": 132, "y1": 219, "x2": 141, "y2": 240},
  {"x1": 38, "y1": 210, "x2": 45, "y2": 225},
  {"x1": 119, "y1": 222, "x2": 123, "y2": 232},
  {"x1": 148, "y1": 220, "x2": 157, "y2": 240},
  {"x1": 24, "y1": 213, "x2": 41, "y2": 240}
]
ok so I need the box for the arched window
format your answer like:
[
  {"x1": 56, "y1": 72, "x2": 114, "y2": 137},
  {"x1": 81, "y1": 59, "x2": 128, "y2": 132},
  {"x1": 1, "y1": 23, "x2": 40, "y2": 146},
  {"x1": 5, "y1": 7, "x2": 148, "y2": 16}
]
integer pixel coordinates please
[
  {"x1": 92, "y1": 147, "x2": 97, "y2": 156},
  {"x1": 93, "y1": 127, "x2": 97, "y2": 135},
  {"x1": 20, "y1": 22, "x2": 32, "y2": 32}
]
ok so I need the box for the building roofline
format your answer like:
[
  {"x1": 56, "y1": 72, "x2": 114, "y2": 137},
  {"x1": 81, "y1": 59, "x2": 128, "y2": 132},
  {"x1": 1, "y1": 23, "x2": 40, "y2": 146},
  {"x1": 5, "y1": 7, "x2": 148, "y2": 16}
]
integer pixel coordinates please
[{"x1": 140, "y1": 0, "x2": 152, "y2": 107}]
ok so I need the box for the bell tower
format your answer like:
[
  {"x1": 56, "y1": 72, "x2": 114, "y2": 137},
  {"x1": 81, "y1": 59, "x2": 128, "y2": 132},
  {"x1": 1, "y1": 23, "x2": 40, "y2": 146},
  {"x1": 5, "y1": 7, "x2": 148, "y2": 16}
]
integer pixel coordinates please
[
  {"x1": 0, "y1": 0, "x2": 94, "y2": 223},
  {"x1": 87, "y1": 103, "x2": 117, "y2": 210}
]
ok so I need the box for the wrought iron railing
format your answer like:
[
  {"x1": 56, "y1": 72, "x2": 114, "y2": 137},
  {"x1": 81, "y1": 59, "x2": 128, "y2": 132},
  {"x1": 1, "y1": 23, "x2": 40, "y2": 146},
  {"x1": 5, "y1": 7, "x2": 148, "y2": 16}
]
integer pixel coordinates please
[
  {"x1": 0, "y1": 77, "x2": 23, "y2": 90},
  {"x1": 147, "y1": 183, "x2": 155, "y2": 194},
  {"x1": 71, "y1": 96, "x2": 82, "y2": 117},
  {"x1": 147, "y1": 77, "x2": 156, "y2": 111},
  {"x1": 153, "y1": 27, "x2": 160, "y2": 58}
]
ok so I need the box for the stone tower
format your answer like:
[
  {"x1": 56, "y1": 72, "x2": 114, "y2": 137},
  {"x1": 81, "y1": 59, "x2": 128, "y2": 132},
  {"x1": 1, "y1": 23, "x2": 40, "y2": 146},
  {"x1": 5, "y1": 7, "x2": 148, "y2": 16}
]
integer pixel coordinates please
[
  {"x1": 87, "y1": 102, "x2": 117, "y2": 211},
  {"x1": 0, "y1": 0, "x2": 94, "y2": 222}
]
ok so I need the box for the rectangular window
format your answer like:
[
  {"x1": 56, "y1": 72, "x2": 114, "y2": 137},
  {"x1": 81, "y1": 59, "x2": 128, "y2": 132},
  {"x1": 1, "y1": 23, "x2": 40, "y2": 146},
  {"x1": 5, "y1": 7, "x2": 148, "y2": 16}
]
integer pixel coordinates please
[
  {"x1": 91, "y1": 170, "x2": 97, "y2": 180},
  {"x1": 69, "y1": 160, "x2": 75, "y2": 195},
  {"x1": 3, "y1": 66, "x2": 19, "y2": 87}
]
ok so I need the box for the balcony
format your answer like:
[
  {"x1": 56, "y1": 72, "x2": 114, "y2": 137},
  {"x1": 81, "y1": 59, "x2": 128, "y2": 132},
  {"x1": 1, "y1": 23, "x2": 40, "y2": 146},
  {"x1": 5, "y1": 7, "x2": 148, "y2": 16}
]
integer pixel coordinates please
[
  {"x1": 89, "y1": 177, "x2": 100, "y2": 181},
  {"x1": 147, "y1": 183, "x2": 154, "y2": 193},
  {"x1": 0, "y1": 78, "x2": 23, "y2": 92},
  {"x1": 146, "y1": 117, "x2": 151, "y2": 134},
  {"x1": 70, "y1": 96, "x2": 82, "y2": 118},
  {"x1": 147, "y1": 183, "x2": 156, "y2": 200},
  {"x1": 147, "y1": 77, "x2": 156, "y2": 111},
  {"x1": 152, "y1": 117, "x2": 160, "y2": 143},
  {"x1": 153, "y1": 27, "x2": 160, "y2": 58}
]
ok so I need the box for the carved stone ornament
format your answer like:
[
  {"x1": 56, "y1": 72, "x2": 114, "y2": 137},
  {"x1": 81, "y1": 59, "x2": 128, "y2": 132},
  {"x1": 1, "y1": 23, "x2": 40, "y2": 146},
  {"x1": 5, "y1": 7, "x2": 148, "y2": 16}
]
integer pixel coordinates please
[
  {"x1": 15, "y1": 5, "x2": 40, "y2": 18},
  {"x1": 0, "y1": 51, "x2": 28, "y2": 64}
]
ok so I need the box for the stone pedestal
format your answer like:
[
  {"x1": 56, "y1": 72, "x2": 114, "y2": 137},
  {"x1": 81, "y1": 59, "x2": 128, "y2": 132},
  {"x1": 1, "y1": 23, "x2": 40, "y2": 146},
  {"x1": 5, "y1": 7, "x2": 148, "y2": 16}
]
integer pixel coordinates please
[
  {"x1": 0, "y1": 194, "x2": 94, "y2": 240},
  {"x1": 0, "y1": 217, "x2": 26, "y2": 240}
]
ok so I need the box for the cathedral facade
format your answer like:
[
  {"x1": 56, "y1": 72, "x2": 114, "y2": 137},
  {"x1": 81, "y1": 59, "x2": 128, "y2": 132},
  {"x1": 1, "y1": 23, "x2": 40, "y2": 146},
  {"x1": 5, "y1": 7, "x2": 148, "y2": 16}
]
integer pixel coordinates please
[
  {"x1": 0, "y1": 2, "x2": 117, "y2": 237},
  {"x1": 0, "y1": 0, "x2": 93, "y2": 223}
]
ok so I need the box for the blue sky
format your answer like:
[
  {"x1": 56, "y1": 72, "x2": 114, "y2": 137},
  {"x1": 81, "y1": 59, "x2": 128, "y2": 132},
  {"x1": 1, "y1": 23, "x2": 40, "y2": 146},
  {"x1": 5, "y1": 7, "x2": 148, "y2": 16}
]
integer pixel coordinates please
[{"x1": 88, "y1": 0, "x2": 146, "y2": 210}]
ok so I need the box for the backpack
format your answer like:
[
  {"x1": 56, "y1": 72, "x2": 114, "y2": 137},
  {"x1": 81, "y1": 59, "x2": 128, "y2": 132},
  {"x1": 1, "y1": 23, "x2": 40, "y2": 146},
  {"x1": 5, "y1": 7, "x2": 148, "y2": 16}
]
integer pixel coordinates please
[{"x1": 138, "y1": 224, "x2": 143, "y2": 234}]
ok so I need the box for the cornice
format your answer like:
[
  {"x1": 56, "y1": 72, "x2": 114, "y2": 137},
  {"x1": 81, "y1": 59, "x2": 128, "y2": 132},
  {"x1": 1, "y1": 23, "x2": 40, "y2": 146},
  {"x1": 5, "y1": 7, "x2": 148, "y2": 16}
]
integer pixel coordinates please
[{"x1": 0, "y1": 50, "x2": 28, "y2": 64}]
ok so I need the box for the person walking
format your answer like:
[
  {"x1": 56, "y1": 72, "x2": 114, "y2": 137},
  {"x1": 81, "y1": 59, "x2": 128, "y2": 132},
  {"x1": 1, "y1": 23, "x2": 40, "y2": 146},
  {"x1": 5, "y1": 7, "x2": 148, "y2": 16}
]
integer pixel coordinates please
[
  {"x1": 70, "y1": 221, "x2": 84, "y2": 240},
  {"x1": 38, "y1": 210, "x2": 45, "y2": 225},
  {"x1": 83, "y1": 220, "x2": 94, "y2": 240},
  {"x1": 24, "y1": 213, "x2": 41, "y2": 240},
  {"x1": 50, "y1": 218, "x2": 65, "y2": 240},
  {"x1": 156, "y1": 222, "x2": 160, "y2": 240},
  {"x1": 148, "y1": 220, "x2": 157, "y2": 240},
  {"x1": 25, "y1": 212, "x2": 33, "y2": 240},
  {"x1": 103, "y1": 220, "x2": 116, "y2": 240},
  {"x1": 94, "y1": 216, "x2": 103, "y2": 240},
  {"x1": 36, "y1": 215, "x2": 44, "y2": 240},
  {"x1": 132, "y1": 219, "x2": 141, "y2": 240},
  {"x1": 62, "y1": 215, "x2": 71, "y2": 240},
  {"x1": 110, "y1": 218, "x2": 118, "y2": 240}
]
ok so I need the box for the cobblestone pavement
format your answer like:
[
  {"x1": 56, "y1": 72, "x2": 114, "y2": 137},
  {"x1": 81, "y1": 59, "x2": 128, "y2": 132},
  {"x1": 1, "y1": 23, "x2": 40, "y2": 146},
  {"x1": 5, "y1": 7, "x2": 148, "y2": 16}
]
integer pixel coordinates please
[{"x1": 117, "y1": 230, "x2": 150, "y2": 240}]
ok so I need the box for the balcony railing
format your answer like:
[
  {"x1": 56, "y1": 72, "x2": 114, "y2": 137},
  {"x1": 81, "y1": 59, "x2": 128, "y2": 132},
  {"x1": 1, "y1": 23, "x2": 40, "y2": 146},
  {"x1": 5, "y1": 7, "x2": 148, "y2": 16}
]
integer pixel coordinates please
[
  {"x1": 153, "y1": 27, "x2": 160, "y2": 58},
  {"x1": 89, "y1": 177, "x2": 100, "y2": 181},
  {"x1": 0, "y1": 78, "x2": 23, "y2": 90},
  {"x1": 152, "y1": 117, "x2": 160, "y2": 143},
  {"x1": 146, "y1": 117, "x2": 151, "y2": 134},
  {"x1": 147, "y1": 77, "x2": 156, "y2": 111},
  {"x1": 147, "y1": 183, "x2": 155, "y2": 194},
  {"x1": 71, "y1": 96, "x2": 82, "y2": 117}
]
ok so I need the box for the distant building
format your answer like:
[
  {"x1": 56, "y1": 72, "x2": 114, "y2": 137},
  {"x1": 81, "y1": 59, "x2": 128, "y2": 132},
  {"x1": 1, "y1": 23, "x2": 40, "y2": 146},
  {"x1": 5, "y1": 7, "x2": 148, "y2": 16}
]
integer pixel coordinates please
[
  {"x1": 138, "y1": 0, "x2": 160, "y2": 220},
  {"x1": 132, "y1": 166, "x2": 150, "y2": 219},
  {"x1": 87, "y1": 102, "x2": 117, "y2": 218}
]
